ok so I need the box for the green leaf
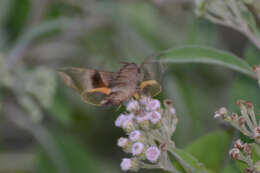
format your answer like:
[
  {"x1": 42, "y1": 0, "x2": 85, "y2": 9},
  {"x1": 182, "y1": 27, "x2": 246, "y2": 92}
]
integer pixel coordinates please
[
  {"x1": 171, "y1": 148, "x2": 214, "y2": 173},
  {"x1": 185, "y1": 130, "x2": 232, "y2": 172},
  {"x1": 222, "y1": 164, "x2": 238, "y2": 173},
  {"x1": 159, "y1": 46, "x2": 257, "y2": 79}
]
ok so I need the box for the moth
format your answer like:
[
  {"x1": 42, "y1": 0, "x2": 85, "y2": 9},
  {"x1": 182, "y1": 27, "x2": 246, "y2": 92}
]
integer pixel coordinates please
[{"x1": 58, "y1": 61, "x2": 163, "y2": 106}]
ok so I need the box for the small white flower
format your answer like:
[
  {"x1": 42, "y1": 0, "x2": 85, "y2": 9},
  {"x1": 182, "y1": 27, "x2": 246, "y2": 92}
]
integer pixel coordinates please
[
  {"x1": 136, "y1": 112, "x2": 150, "y2": 123},
  {"x1": 115, "y1": 114, "x2": 126, "y2": 127},
  {"x1": 129, "y1": 130, "x2": 141, "y2": 142},
  {"x1": 149, "y1": 111, "x2": 161, "y2": 124},
  {"x1": 126, "y1": 100, "x2": 140, "y2": 112},
  {"x1": 145, "y1": 99, "x2": 160, "y2": 111},
  {"x1": 117, "y1": 137, "x2": 129, "y2": 148},
  {"x1": 120, "y1": 158, "x2": 132, "y2": 171},
  {"x1": 122, "y1": 113, "x2": 135, "y2": 129},
  {"x1": 132, "y1": 142, "x2": 144, "y2": 155},
  {"x1": 145, "y1": 146, "x2": 160, "y2": 163}
]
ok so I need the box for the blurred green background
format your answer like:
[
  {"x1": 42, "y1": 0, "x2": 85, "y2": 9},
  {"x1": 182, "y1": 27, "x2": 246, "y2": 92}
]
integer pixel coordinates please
[{"x1": 0, "y1": 0, "x2": 259, "y2": 173}]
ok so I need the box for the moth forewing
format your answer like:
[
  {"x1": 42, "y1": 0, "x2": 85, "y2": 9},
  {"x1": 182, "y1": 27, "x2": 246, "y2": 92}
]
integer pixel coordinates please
[{"x1": 58, "y1": 67, "x2": 117, "y2": 105}]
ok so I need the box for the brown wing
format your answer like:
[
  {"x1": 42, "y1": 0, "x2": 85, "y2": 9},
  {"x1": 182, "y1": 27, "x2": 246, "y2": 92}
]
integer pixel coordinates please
[{"x1": 58, "y1": 67, "x2": 117, "y2": 105}]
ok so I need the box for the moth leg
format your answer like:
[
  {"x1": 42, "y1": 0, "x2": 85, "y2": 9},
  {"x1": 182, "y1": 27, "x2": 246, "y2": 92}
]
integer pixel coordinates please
[
  {"x1": 87, "y1": 87, "x2": 111, "y2": 95},
  {"x1": 140, "y1": 80, "x2": 159, "y2": 90}
]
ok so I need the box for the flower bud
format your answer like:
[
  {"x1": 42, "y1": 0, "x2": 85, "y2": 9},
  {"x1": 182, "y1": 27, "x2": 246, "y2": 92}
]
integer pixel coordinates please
[
  {"x1": 129, "y1": 130, "x2": 141, "y2": 142},
  {"x1": 149, "y1": 111, "x2": 162, "y2": 124},
  {"x1": 136, "y1": 112, "x2": 150, "y2": 130},
  {"x1": 236, "y1": 100, "x2": 244, "y2": 106},
  {"x1": 229, "y1": 148, "x2": 241, "y2": 160},
  {"x1": 231, "y1": 113, "x2": 238, "y2": 120},
  {"x1": 234, "y1": 139, "x2": 244, "y2": 150},
  {"x1": 163, "y1": 99, "x2": 173, "y2": 108},
  {"x1": 244, "y1": 168, "x2": 253, "y2": 173},
  {"x1": 145, "y1": 146, "x2": 161, "y2": 163},
  {"x1": 238, "y1": 117, "x2": 246, "y2": 126},
  {"x1": 120, "y1": 158, "x2": 132, "y2": 171},
  {"x1": 117, "y1": 137, "x2": 129, "y2": 147},
  {"x1": 126, "y1": 100, "x2": 140, "y2": 112},
  {"x1": 145, "y1": 99, "x2": 160, "y2": 112},
  {"x1": 115, "y1": 114, "x2": 127, "y2": 127},
  {"x1": 120, "y1": 158, "x2": 139, "y2": 172},
  {"x1": 117, "y1": 137, "x2": 132, "y2": 153},
  {"x1": 253, "y1": 126, "x2": 260, "y2": 140},
  {"x1": 122, "y1": 114, "x2": 135, "y2": 132},
  {"x1": 214, "y1": 107, "x2": 228, "y2": 119},
  {"x1": 132, "y1": 142, "x2": 145, "y2": 156},
  {"x1": 245, "y1": 101, "x2": 253, "y2": 109}
]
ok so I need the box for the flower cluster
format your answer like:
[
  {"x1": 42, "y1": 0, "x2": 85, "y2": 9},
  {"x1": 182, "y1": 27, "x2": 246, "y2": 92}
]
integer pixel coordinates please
[
  {"x1": 115, "y1": 97, "x2": 178, "y2": 172},
  {"x1": 229, "y1": 139, "x2": 259, "y2": 173},
  {"x1": 214, "y1": 100, "x2": 260, "y2": 143},
  {"x1": 215, "y1": 100, "x2": 260, "y2": 173}
]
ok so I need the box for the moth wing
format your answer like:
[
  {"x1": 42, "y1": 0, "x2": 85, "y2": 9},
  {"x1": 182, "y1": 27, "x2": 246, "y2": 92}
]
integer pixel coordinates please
[
  {"x1": 58, "y1": 67, "x2": 117, "y2": 105},
  {"x1": 81, "y1": 88, "x2": 110, "y2": 106},
  {"x1": 140, "y1": 57, "x2": 166, "y2": 96},
  {"x1": 140, "y1": 80, "x2": 161, "y2": 97}
]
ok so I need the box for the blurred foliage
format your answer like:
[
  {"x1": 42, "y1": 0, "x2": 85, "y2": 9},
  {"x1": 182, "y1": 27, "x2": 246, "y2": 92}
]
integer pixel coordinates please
[{"x1": 0, "y1": 0, "x2": 259, "y2": 172}]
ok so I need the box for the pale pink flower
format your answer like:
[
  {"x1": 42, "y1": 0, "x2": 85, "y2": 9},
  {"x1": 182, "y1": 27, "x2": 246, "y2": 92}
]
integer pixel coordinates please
[
  {"x1": 132, "y1": 142, "x2": 144, "y2": 155},
  {"x1": 115, "y1": 114, "x2": 127, "y2": 127},
  {"x1": 136, "y1": 111, "x2": 150, "y2": 123},
  {"x1": 126, "y1": 100, "x2": 140, "y2": 112},
  {"x1": 120, "y1": 158, "x2": 132, "y2": 171},
  {"x1": 117, "y1": 137, "x2": 129, "y2": 148},
  {"x1": 129, "y1": 130, "x2": 141, "y2": 142},
  {"x1": 149, "y1": 111, "x2": 161, "y2": 124},
  {"x1": 145, "y1": 146, "x2": 160, "y2": 162},
  {"x1": 145, "y1": 99, "x2": 160, "y2": 111},
  {"x1": 122, "y1": 113, "x2": 135, "y2": 129}
]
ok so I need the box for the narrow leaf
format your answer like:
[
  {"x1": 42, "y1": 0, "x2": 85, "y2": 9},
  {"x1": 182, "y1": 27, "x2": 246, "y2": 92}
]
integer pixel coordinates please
[{"x1": 159, "y1": 46, "x2": 257, "y2": 79}]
